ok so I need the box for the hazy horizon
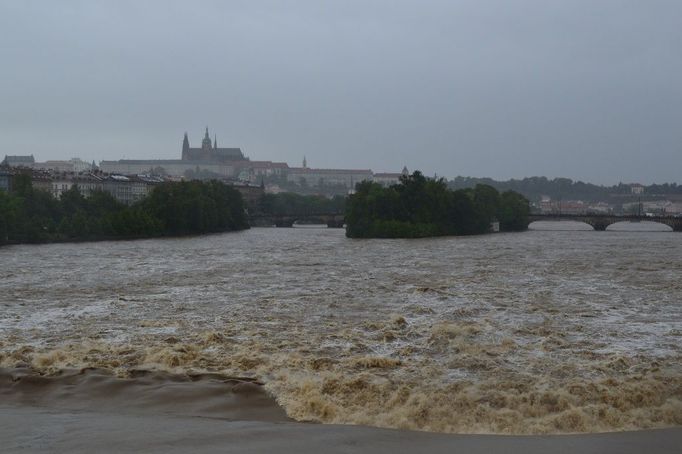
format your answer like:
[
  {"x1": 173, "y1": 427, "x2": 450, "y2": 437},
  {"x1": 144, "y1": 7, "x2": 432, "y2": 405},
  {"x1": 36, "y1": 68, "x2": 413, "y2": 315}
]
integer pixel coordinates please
[{"x1": 1, "y1": 1, "x2": 681, "y2": 185}]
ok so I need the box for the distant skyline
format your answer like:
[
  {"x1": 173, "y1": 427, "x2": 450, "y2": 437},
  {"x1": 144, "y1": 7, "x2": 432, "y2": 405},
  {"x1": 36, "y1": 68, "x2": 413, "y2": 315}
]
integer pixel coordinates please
[{"x1": 1, "y1": 1, "x2": 681, "y2": 185}]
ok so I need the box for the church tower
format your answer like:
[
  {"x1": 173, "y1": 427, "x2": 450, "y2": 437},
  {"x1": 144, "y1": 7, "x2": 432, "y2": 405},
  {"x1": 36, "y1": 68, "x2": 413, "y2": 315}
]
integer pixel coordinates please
[
  {"x1": 201, "y1": 127, "x2": 212, "y2": 151},
  {"x1": 182, "y1": 132, "x2": 190, "y2": 160},
  {"x1": 303, "y1": 156, "x2": 308, "y2": 168}
]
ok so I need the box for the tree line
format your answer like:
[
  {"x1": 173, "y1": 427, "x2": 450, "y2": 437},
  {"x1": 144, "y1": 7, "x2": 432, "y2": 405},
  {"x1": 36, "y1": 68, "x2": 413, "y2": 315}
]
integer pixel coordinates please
[
  {"x1": 448, "y1": 176, "x2": 682, "y2": 202},
  {"x1": 346, "y1": 171, "x2": 529, "y2": 238},
  {"x1": 0, "y1": 175, "x2": 248, "y2": 245}
]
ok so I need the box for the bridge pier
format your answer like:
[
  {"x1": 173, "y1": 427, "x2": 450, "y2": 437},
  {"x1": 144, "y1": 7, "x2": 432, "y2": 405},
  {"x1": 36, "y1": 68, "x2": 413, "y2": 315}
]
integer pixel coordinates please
[
  {"x1": 668, "y1": 220, "x2": 682, "y2": 232},
  {"x1": 589, "y1": 220, "x2": 611, "y2": 231}
]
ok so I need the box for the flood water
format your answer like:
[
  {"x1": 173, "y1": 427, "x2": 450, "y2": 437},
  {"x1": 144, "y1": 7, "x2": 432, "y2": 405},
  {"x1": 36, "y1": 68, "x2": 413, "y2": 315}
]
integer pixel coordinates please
[{"x1": 1, "y1": 222, "x2": 681, "y2": 434}]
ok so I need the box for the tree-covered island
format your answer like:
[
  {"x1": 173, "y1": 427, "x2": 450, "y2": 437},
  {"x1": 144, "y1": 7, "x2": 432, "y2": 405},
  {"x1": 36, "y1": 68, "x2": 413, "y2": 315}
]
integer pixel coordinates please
[
  {"x1": 345, "y1": 171, "x2": 530, "y2": 238},
  {"x1": 0, "y1": 175, "x2": 248, "y2": 245}
]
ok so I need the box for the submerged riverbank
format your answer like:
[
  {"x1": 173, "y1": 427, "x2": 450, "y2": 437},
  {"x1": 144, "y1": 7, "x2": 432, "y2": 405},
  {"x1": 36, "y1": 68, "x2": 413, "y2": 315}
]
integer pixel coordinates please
[
  {"x1": 2, "y1": 368, "x2": 681, "y2": 453},
  {"x1": 2, "y1": 403, "x2": 681, "y2": 453}
]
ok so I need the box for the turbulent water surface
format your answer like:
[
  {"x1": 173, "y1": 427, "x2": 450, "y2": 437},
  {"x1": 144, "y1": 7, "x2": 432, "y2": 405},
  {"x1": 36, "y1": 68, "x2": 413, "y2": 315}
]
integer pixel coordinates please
[{"x1": 1, "y1": 223, "x2": 681, "y2": 434}]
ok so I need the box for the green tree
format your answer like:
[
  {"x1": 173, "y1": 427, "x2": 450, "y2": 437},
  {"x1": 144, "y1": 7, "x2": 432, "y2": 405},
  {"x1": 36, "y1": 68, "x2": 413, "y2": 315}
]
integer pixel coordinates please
[
  {"x1": 345, "y1": 171, "x2": 529, "y2": 238},
  {"x1": 0, "y1": 179, "x2": 249, "y2": 245},
  {"x1": 498, "y1": 191, "x2": 530, "y2": 231},
  {"x1": 472, "y1": 184, "x2": 501, "y2": 231}
]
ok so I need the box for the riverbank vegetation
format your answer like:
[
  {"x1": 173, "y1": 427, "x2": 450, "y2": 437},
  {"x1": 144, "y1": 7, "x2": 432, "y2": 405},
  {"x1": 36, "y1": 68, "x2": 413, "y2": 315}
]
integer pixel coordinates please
[
  {"x1": 0, "y1": 176, "x2": 248, "y2": 245},
  {"x1": 345, "y1": 171, "x2": 529, "y2": 238}
]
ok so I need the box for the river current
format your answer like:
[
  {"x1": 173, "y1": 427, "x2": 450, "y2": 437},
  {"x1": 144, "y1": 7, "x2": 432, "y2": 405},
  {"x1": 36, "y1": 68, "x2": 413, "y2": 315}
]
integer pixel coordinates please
[{"x1": 1, "y1": 223, "x2": 681, "y2": 434}]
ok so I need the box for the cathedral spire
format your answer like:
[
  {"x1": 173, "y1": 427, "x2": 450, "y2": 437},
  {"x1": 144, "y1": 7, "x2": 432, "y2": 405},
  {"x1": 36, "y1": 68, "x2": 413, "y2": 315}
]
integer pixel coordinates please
[
  {"x1": 303, "y1": 155, "x2": 307, "y2": 168},
  {"x1": 214, "y1": 134, "x2": 217, "y2": 150},
  {"x1": 201, "y1": 127, "x2": 212, "y2": 150},
  {"x1": 182, "y1": 132, "x2": 190, "y2": 159}
]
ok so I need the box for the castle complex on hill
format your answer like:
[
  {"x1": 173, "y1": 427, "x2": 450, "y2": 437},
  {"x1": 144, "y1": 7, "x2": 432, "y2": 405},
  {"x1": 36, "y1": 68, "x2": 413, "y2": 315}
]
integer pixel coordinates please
[
  {"x1": 98, "y1": 127, "x2": 251, "y2": 179},
  {"x1": 4, "y1": 127, "x2": 405, "y2": 193},
  {"x1": 97, "y1": 127, "x2": 404, "y2": 190}
]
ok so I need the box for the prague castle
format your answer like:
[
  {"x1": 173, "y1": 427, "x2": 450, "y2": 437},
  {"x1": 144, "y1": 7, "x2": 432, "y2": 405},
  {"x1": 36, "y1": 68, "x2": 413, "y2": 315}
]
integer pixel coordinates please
[
  {"x1": 95, "y1": 127, "x2": 404, "y2": 190},
  {"x1": 181, "y1": 127, "x2": 246, "y2": 163},
  {"x1": 100, "y1": 127, "x2": 249, "y2": 178}
]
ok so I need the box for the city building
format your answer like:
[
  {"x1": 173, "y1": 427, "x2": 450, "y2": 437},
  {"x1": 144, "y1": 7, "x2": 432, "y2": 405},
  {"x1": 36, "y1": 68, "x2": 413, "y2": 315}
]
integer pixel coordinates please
[
  {"x1": 34, "y1": 158, "x2": 93, "y2": 173},
  {"x1": 373, "y1": 167, "x2": 409, "y2": 187},
  {"x1": 48, "y1": 172, "x2": 106, "y2": 199},
  {"x1": 30, "y1": 170, "x2": 53, "y2": 193},
  {"x1": 102, "y1": 174, "x2": 164, "y2": 205},
  {"x1": 100, "y1": 159, "x2": 235, "y2": 178},
  {"x1": 373, "y1": 172, "x2": 402, "y2": 187},
  {"x1": 665, "y1": 201, "x2": 682, "y2": 215},
  {"x1": 235, "y1": 161, "x2": 289, "y2": 183},
  {"x1": 538, "y1": 195, "x2": 554, "y2": 213},
  {"x1": 2, "y1": 155, "x2": 35, "y2": 168},
  {"x1": 0, "y1": 168, "x2": 12, "y2": 192},
  {"x1": 586, "y1": 202, "x2": 612, "y2": 214},
  {"x1": 10, "y1": 168, "x2": 165, "y2": 205},
  {"x1": 286, "y1": 167, "x2": 374, "y2": 188}
]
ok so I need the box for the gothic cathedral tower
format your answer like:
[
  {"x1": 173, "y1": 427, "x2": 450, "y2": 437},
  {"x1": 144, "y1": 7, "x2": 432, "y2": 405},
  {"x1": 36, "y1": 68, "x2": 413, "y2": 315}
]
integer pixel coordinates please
[
  {"x1": 182, "y1": 132, "x2": 190, "y2": 160},
  {"x1": 201, "y1": 127, "x2": 212, "y2": 151}
]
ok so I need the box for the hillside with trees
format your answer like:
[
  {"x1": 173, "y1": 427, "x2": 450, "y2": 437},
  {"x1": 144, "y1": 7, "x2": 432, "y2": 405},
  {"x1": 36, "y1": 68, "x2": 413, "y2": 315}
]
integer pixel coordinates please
[
  {"x1": 0, "y1": 176, "x2": 248, "y2": 245},
  {"x1": 346, "y1": 171, "x2": 529, "y2": 238},
  {"x1": 448, "y1": 176, "x2": 682, "y2": 202}
]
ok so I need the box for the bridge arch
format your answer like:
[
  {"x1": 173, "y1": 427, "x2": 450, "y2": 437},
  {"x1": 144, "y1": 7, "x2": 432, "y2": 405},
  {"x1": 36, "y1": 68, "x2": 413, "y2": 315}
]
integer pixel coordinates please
[
  {"x1": 606, "y1": 220, "x2": 673, "y2": 232},
  {"x1": 527, "y1": 214, "x2": 682, "y2": 232},
  {"x1": 250, "y1": 213, "x2": 345, "y2": 228},
  {"x1": 527, "y1": 219, "x2": 595, "y2": 231}
]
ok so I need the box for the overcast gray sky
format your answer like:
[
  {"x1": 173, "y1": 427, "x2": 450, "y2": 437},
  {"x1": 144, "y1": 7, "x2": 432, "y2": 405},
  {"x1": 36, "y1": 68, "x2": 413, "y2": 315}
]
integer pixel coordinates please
[{"x1": 1, "y1": 1, "x2": 680, "y2": 184}]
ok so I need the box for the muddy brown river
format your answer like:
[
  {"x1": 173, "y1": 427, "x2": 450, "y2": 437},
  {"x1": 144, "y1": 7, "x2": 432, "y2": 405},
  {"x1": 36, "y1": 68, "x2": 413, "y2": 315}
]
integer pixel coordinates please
[{"x1": 1, "y1": 222, "x2": 680, "y2": 434}]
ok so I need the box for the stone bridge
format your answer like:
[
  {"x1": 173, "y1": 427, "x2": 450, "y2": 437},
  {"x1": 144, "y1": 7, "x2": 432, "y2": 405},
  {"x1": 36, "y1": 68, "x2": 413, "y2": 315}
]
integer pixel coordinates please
[
  {"x1": 250, "y1": 213, "x2": 682, "y2": 231},
  {"x1": 528, "y1": 213, "x2": 682, "y2": 231},
  {"x1": 249, "y1": 213, "x2": 346, "y2": 228}
]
